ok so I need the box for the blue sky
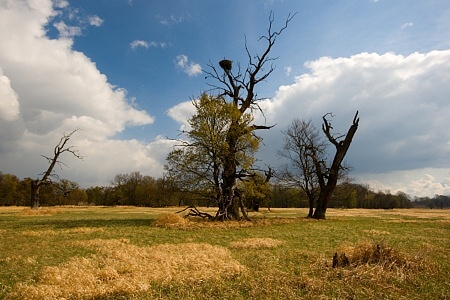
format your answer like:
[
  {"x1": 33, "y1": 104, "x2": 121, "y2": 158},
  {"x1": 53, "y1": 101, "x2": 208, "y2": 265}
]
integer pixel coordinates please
[{"x1": 1, "y1": 0, "x2": 450, "y2": 197}]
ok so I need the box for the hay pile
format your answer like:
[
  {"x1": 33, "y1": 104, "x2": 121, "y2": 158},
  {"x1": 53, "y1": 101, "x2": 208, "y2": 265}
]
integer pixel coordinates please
[
  {"x1": 10, "y1": 239, "x2": 245, "y2": 299},
  {"x1": 154, "y1": 213, "x2": 188, "y2": 228}
]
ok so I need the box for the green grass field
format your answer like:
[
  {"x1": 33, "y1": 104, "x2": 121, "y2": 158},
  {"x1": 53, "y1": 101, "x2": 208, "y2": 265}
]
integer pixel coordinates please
[{"x1": 0, "y1": 206, "x2": 449, "y2": 299}]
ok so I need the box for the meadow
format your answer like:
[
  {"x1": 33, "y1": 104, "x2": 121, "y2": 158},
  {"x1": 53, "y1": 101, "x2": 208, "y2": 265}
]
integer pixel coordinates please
[{"x1": 0, "y1": 206, "x2": 449, "y2": 299}]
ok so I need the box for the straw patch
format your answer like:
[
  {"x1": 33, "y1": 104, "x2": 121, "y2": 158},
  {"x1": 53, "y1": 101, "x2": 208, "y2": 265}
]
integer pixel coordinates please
[
  {"x1": 10, "y1": 239, "x2": 245, "y2": 299},
  {"x1": 18, "y1": 208, "x2": 60, "y2": 216},
  {"x1": 229, "y1": 238, "x2": 285, "y2": 249},
  {"x1": 154, "y1": 213, "x2": 188, "y2": 228},
  {"x1": 20, "y1": 227, "x2": 104, "y2": 237}
]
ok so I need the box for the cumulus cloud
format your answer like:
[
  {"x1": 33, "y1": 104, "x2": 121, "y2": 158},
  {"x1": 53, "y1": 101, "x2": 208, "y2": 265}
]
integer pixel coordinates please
[
  {"x1": 175, "y1": 54, "x2": 202, "y2": 77},
  {"x1": 0, "y1": 69, "x2": 20, "y2": 121},
  {"x1": 0, "y1": 0, "x2": 159, "y2": 186},
  {"x1": 167, "y1": 100, "x2": 196, "y2": 132},
  {"x1": 358, "y1": 170, "x2": 450, "y2": 197},
  {"x1": 255, "y1": 51, "x2": 450, "y2": 196}
]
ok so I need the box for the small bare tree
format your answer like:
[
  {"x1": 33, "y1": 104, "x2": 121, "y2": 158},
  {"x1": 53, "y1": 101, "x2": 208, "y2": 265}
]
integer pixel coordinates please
[
  {"x1": 278, "y1": 119, "x2": 327, "y2": 218},
  {"x1": 30, "y1": 129, "x2": 82, "y2": 209}
]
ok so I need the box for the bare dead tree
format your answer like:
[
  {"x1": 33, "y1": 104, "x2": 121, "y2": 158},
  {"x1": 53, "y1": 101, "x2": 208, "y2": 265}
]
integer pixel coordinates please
[
  {"x1": 278, "y1": 119, "x2": 327, "y2": 218},
  {"x1": 203, "y1": 12, "x2": 296, "y2": 220},
  {"x1": 312, "y1": 111, "x2": 359, "y2": 219},
  {"x1": 30, "y1": 129, "x2": 83, "y2": 209}
]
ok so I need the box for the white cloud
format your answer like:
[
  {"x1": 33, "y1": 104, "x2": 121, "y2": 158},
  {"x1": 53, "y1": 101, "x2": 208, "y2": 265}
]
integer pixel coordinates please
[
  {"x1": 255, "y1": 51, "x2": 450, "y2": 197},
  {"x1": 53, "y1": 0, "x2": 69, "y2": 9},
  {"x1": 130, "y1": 40, "x2": 149, "y2": 50},
  {"x1": 157, "y1": 14, "x2": 187, "y2": 26},
  {"x1": 54, "y1": 20, "x2": 81, "y2": 39},
  {"x1": 175, "y1": 54, "x2": 202, "y2": 77},
  {"x1": 358, "y1": 169, "x2": 450, "y2": 197},
  {"x1": 0, "y1": 69, "x2": 20, "y2": 121},
  {"x1": 167, "y1": 100, "x2": 195, "y2": 132},
  {"x1": 130, "y1": 40, "x2": 167, "y2": 50},
  {"x1": 284, "y1": 66, "x2": 292, "y2": 76},
  {"x1": 88, "y1": 15, "x2": 103, "y2": 27},
  {"x1": 0, "y1": 0, "x2": 159, "y2": 186},
  {"x1": 401, "y1": 22, "x2": 413, "y2": 30}
]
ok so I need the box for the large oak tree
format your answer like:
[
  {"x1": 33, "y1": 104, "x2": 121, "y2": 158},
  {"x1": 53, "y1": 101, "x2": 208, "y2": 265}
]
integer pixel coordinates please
[
  {"x1": 203, "y1": 13, "x2": 295, "y2": 220},
  {"x1": 167, "y1": 13, "x2": 294, "y2": 220}
]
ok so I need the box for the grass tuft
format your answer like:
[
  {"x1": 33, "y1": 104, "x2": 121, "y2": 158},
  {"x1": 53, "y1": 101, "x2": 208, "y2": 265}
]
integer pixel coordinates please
[{"x1": 334, "y1": 241, "x2": 415, "y2": 268}]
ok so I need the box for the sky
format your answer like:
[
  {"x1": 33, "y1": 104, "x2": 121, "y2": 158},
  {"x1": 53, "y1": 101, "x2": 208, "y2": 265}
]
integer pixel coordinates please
[{"x1": 1, "y1": 0, "x2": 450, "y2": 198}]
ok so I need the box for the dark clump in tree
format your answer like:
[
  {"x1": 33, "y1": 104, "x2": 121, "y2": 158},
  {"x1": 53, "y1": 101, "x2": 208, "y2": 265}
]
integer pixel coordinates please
[{"x1": 30, "y1": 129, "x2": 82, "y2": 209}]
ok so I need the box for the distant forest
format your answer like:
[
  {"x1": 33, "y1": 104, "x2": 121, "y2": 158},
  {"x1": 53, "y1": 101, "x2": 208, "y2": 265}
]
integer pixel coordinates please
[{"x1": 0, "y1": 171, "x2": 449, "y2": 209}]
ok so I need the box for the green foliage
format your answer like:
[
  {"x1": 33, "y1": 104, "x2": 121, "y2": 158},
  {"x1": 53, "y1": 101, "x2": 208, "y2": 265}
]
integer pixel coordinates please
[
  {"x1": 239, "y1": 172, "x2": 272, "y2": 209},
  {"x1": 165, "y1": 94, "x2": 260, "y2": 206}
]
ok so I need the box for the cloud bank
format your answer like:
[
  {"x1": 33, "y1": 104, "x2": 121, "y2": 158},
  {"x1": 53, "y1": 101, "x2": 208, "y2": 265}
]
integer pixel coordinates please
[
  {"x1": 257, "y1": 51, "x2": 450, "y2": 197},
  {"x1": 0, "y1": 0, "x2": 173, "y2": 186}
]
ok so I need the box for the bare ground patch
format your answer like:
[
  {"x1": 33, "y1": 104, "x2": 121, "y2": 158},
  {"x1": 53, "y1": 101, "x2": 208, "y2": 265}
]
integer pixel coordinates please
[{"x1": 10, "y1": 239, "x2": 245, "y2": 299}]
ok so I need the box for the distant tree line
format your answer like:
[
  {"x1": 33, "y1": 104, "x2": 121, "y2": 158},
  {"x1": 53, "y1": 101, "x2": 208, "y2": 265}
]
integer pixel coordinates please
[
  {"x1": 413, "y1": 195, "x2": 450, "y2": 209},
  {"x1": 2, "y1": 171, "x2": 447, "y2": 209}
]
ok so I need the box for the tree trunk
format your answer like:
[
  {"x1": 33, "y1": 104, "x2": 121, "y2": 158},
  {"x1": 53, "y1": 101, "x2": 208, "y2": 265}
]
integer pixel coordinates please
[
  {"x1": 217, "y1": 118, "x2": 241, "y2": 220},
  {"x1": 307, "y1": 198, "x2": 314, "y2": 218},
  {"x1": 30, "y1": 180, "x2": 40, "y2": 209}
]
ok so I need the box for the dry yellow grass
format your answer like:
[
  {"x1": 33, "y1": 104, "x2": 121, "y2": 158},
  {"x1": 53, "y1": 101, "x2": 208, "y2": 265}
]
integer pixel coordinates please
[
  {"x1": 332, "y1": 241, "x2": 432, "y2": 275},
  {"x1": 10, "y1": 239, "x2": 245, "y2": 299},
  {"x1": 362, "y1": 229, "x2": 390, "y2": 235},
  {"x1": 229, "y1": 238, "x2": 285, "y2": 249},
  {"x1": 154, "y1": 213, "x2": 188, "y2": 228},
  {"x1": 20, "y1": 227, "x2": 104, "y2": 237},
  {"x1": 299, "y1": 241, "x2": 439, "y2": 298},
  {"x1": 18, "y1": 207, "x2": 61, "y2": 216}
]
